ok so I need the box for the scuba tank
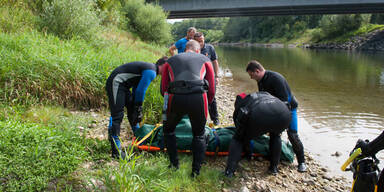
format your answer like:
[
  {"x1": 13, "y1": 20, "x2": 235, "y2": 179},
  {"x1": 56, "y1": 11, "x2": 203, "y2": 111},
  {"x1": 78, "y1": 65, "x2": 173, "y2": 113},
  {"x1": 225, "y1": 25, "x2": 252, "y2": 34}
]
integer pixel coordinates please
[{"x1": 342, "y1": 140, "x2": 381, "y2": 192}]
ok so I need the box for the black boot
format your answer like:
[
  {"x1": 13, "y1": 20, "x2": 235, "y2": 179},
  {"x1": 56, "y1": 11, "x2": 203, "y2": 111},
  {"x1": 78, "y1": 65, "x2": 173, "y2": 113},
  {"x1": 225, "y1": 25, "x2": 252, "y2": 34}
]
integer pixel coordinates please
[
  {"x1": 288, "y1": 131, "x2": 306, "y2": 172},
  {"x1": 224, "y1": 138, "x2": 243, "y2": 177},
  {"x1": 191, "y1": 135, "x2": 207, "y2": 177},
  {"x1": 165, "y1": 133, "x2": 179, "y2": 169}
]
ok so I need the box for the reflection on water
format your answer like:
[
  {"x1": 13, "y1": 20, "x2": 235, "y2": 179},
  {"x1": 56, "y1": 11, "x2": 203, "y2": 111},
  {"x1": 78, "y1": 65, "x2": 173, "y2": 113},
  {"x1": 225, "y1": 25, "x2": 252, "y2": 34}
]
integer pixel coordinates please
[{"x1": 216, "y1": 46, "x2": 384, "y2": 177}]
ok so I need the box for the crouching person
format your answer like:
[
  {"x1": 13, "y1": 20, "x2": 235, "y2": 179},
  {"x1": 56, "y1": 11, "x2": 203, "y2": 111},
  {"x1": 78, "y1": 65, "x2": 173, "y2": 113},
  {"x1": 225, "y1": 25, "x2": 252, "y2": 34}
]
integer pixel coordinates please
[
  {"x1": 106, "y1": 58, "x2": 167, "y2": 159},
  {"x1": 224, "y1": 92, "x2": 291, "y2": 176}
]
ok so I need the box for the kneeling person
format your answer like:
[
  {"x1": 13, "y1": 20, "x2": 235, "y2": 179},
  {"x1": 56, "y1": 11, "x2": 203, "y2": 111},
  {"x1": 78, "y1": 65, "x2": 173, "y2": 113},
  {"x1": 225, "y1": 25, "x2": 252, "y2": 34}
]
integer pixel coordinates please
[
  {"x1": 106, "y1": 58, "x2": 167, "y2": 159},
  {"x1": 225, "y1": 92, "x2": 291, "y2": 176}
]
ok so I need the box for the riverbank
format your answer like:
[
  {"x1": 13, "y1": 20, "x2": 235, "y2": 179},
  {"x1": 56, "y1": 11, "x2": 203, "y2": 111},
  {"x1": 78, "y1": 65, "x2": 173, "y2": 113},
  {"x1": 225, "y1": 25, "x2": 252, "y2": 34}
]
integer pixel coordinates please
[
  {"x1": 214, "y1": 77, "x2": 350, "y2": 192},
  {"x1": 215, "y1": 27, "x2": 384, "y2": 52}
]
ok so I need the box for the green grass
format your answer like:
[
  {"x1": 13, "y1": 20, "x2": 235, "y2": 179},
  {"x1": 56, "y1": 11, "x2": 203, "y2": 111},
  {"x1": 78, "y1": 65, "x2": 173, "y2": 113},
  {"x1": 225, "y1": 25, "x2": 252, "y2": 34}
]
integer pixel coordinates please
[
  {"x1": 0, "y1": 30, "x2": 164, "y2": 109},
  {"x1": 103, "y1": 151, "x2": 231, "y2": 192},
  {"x1": 0, "y1": 116, "x2": 87, "y2": 191}
]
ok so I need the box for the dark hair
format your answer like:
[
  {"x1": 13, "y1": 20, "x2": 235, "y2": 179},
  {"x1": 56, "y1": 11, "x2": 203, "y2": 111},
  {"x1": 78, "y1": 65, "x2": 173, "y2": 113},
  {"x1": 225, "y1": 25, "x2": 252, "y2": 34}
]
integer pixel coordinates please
[
  {"x1": 246, "y1": 60, "x2": 264, "y2": 72},
  {"x1": 194, "y1": 32, "x2": 203, "y2": 38},
  {"x1": 156, "y1": 56, "x2": 168, "y2": 66}
]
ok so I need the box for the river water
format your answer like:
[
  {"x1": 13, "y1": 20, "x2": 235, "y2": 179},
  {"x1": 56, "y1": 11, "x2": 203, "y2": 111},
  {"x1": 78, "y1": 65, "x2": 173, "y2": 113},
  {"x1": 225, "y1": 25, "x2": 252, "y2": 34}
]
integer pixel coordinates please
[{"x1": 215, "y1": 46, "x2": 384, "y2": 178}]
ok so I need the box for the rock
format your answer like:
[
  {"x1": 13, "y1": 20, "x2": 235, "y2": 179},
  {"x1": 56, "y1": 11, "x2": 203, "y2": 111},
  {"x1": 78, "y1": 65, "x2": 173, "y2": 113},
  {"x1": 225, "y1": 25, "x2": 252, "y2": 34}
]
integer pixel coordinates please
[
  {"x1": 78, "y1": 126, "x2": 85, "y2": 130},
  {"x1": 222, "y1": 188, "x2": 230, "y2": 192},
  {"x1": 303, "y1": 179, "x2": 316, "y2": 185},
  {"x1": 310, "y1": 173, "x2": 317, "y2": 177},
  {"x1": 321, "y1": 167, "x2": 328, "y2": 172},
  {"x1": 322, "y1": 175, "x2": 332, "y2": 181},
  {"x1": 240, "y1": 186, "x2": 249, "y2": 192},
  {"x1": 331, "y1": 151, "x2": 342, "y2": 157},
  {"x1": 92, "y1": 119, "x2": 97, "y2": 123}
]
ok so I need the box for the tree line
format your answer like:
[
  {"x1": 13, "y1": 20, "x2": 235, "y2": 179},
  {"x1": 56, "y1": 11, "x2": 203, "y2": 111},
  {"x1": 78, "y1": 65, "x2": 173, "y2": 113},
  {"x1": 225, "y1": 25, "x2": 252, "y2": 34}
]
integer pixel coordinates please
[{"x1": 172, "y1": 14, "x2": 384, "y2": 43}]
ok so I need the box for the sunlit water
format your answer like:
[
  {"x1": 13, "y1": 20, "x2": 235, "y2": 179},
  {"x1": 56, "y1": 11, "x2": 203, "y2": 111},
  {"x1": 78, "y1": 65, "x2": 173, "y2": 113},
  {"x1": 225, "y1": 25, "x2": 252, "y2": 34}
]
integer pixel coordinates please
[{"x1": 216, "y1": 46, "x2": 384, "y2": 178}]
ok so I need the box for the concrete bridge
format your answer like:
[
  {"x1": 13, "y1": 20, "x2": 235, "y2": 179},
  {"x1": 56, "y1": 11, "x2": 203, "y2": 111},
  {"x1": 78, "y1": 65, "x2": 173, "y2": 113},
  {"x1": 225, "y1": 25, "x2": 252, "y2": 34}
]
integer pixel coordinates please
[{"x1": 145, "y1": 0, "x2": 384, "y2": 19}]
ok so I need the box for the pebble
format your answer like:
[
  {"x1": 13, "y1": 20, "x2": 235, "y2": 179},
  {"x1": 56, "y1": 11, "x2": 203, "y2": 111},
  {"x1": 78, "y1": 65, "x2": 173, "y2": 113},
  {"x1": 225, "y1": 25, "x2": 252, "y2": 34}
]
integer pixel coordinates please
[
  {"x1": 222, "y1": 188, "x2": 230, "y2": 192},
  {"x1": 310, "y1": 173, "x2": 317, "y2": 177},
  {"x1": 78, "y1": 126, "x2": 84, "y2": 130},
  {"x1": 331, "y1": 151, "x2": 342, "y2": 157},
  {"x1": 322, "y1": 175, "x2": 332, "y2": 181},
  {"x1": 240, "y1": 186, "x2": 249, "y2": 192}
]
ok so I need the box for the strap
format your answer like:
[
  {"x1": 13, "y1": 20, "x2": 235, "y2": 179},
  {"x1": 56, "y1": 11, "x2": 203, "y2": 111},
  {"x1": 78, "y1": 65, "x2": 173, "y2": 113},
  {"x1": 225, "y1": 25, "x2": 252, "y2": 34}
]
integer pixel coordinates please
[
  {"x1": 134, "y1": 124, "x2": 162, "y2": 146},
  {"x1": 212, "y1": 128, "x2": 221, "y2": 156}
]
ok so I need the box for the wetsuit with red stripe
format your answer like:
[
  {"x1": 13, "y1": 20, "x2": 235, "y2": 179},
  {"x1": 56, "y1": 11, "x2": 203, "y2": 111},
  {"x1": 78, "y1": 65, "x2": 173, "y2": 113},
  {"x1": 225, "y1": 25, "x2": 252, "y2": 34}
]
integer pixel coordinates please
[{"x1": 160, "y1": 51, "x2": 215, "y2": 175}]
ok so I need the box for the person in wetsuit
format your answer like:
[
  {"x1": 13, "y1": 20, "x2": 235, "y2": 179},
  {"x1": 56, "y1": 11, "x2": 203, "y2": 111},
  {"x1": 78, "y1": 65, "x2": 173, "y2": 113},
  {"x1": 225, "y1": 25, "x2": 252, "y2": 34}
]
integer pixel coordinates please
[
  {"x1": 106, "y1": 57, "x2": 167, "y2": 159},
  {"x1": 246, "y1": 60, "x2": 307, "y2": 173},
  {"x1": 194, "y1": 32, "x2": 220, "y2": 125},
  {"x1": 161, "y1": 40, "x2": 215, "y2": 177},
  {"x1": 224, "y1": 92, "x2": 291, "y2": 176}
]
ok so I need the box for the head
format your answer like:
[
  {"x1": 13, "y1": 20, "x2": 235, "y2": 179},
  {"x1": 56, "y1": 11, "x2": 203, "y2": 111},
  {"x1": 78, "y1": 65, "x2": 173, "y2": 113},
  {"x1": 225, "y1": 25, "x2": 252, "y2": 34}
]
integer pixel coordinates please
[
  {"x1": 185, "y1": 40, "x2": 201, "y2": 53},
  {"x1": 194, "y1": 32, "x2": 205, "y2": 48},
  {"x1": 246, "y1": 60, "x2": 265, "y2": 81},
  {"x1": 156, "y1": 56, "x2": 168, "y2": 74},
  {"x1": 186, "y1": 27, "x2": 197, "y2": 40}
]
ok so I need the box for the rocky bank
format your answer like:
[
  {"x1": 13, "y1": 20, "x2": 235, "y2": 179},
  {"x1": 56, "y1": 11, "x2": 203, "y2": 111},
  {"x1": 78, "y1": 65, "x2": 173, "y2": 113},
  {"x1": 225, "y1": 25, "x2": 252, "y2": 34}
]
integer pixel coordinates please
[{"x1": 307, "y1": 29, "x2": 384, "y2": 51}]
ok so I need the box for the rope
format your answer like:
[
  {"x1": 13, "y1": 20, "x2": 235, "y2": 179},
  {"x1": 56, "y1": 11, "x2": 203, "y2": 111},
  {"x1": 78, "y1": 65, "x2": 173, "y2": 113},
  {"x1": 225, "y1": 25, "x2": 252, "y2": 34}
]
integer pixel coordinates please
[{"x1": 133, "y1": 123, "x2": 162, "y2": 146}]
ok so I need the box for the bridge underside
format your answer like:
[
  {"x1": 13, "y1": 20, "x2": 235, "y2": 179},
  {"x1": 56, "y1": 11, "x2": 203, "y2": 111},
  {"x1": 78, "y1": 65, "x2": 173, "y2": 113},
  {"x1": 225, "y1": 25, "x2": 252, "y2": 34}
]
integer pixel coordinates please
[{"x1": 168, "y1": 4, "x2": 384, "y2": 19}]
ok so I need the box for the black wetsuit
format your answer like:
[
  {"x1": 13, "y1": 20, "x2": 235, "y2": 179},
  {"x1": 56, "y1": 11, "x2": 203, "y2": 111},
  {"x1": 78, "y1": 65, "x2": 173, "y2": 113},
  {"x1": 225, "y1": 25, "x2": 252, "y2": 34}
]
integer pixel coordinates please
[
  {"x1": 200, "y1": 43, "x2": 219, "y2": 123},
  {"x1": 258, "y1": 70, "x2": 305, "y2": 165},
  {"x1": 225, "y1": 92, "x2": 291, "y2": 174},
  {"x1": 161, "y1": 52, "x2": 215, "y2": 175},
  {"x1": 106, "y1": 62, "x2": 157, "y2": 157}
]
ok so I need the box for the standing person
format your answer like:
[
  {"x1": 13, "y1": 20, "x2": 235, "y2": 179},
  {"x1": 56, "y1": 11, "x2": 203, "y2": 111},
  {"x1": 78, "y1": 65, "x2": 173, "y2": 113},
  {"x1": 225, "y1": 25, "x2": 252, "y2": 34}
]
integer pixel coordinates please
[
  {"x1": 106, "y1": 57, "x2": 167, "y2": 159},
  {"x1": 194, "y1": 32, "x2": 220, "y2": 125},
  {"x1": 161, "y1": 40, "x2": 216, "y2": 177},
  {"x1": 246, "y1": 60, "x2": 307, "y2": 172},
  {"x1": 168, "y1": 27, "x2": 196, "y2": 56},
  {"x1": 225, "y1": 92, "x2": 291, "y2": 176}
]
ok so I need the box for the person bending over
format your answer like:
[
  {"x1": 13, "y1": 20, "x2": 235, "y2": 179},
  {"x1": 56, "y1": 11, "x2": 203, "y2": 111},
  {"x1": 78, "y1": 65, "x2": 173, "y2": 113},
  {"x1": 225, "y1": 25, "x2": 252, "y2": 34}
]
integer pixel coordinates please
[{"x1": 106, "y1": 57, "x2": 167, "y2": 159}]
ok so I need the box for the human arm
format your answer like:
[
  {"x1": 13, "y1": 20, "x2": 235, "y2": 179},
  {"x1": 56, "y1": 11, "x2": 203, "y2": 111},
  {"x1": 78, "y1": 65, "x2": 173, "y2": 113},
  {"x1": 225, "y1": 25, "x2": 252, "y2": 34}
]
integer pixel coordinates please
[
  {"x1": 204, "y1": 61, "x2": 216, "y2": 104},
  {"x1": 160, "y1": 63, "x2": 171, "y2": 96},
  {"x1": 169, "y1": 45, "x2": 177, "y2": 56},
  {"x1": 212, "y1": 60, "x2": 219, "y2": 78},
  {"x1": 131, "y1": 69, "x2": 156, "y2": 124}
]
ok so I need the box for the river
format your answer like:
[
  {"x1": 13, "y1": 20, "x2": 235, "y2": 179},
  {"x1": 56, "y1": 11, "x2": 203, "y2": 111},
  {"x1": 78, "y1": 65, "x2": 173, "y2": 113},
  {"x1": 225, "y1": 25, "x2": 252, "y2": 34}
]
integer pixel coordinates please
[{"x1": 215, "y1": 46, "x2": 384, "y2": 178}]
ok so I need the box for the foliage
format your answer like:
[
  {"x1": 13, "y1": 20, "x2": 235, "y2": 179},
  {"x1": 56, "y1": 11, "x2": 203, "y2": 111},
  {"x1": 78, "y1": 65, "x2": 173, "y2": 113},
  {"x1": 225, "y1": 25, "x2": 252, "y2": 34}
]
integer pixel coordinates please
[
  {"x1": 0, "y1": 5, "x2": 36, "y2": 33},
  {"x1": 0, "y1": 30, "x2": 164, "y2": 112},
  {"x1": 121, "y1": 0, "x2": 172, "y2": 45},
  {"x1": 38, "y1": 0, "x2": 101, "y2": 40},
  {"x1": 103, "y1": 152, "x2": 227, "y2": 191},
  {"x1": 0, "y1": 119, "x2": 87, "y2": 191},
  {"x1": 171, "y1": 18, "x2": 229, "y2": 41},
  {"x1": 370, "y1": 14, "x2": 384, "y2": 24},
  {"x1": 318, "y1": 14, "x2": 364, "y2": 39}
]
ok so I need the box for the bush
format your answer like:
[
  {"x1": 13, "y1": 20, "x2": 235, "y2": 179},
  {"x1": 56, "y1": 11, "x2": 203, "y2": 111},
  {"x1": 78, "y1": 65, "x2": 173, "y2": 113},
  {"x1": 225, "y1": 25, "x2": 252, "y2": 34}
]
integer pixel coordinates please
[
  {"x1": 39, "y1": 0, "x2": 101, "y2": 40},
  {"x1": 121, "y1": 0, "x2": 172, "y2": 45},
  {"x1": 319, "y1": 14, "x2": 363, "y2": 39}
]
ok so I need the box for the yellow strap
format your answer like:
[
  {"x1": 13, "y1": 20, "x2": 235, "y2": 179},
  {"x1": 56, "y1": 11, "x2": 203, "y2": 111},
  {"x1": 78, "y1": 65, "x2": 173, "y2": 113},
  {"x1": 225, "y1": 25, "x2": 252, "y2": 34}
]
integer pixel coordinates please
[
  {"x1": 350, "y1": 178, "x2": 356, "y2": 192},
  {"x1": 134, "y1": 123, "x2": 162, "y2": 146},
  {"x1": 341, "y1": 148, "x2": 362, "y2": 171}
]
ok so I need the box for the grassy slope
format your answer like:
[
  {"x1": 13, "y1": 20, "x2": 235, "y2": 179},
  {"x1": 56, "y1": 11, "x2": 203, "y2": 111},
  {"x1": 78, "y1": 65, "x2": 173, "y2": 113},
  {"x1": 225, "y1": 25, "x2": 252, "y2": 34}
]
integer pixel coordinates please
[{"x1": 0, "y1": 28, "x2": 233, "y2": 191}]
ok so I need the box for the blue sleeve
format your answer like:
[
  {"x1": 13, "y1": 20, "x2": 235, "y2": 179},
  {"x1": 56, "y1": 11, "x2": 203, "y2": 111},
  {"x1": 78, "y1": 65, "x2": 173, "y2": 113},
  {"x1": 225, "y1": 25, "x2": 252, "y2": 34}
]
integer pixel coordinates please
[
  {"x1": 134, "y1": 69, "x2": 156, "y2": 104},
  {"x1": 175, "y1": 39, "x2": 182, "y2": 50}
]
